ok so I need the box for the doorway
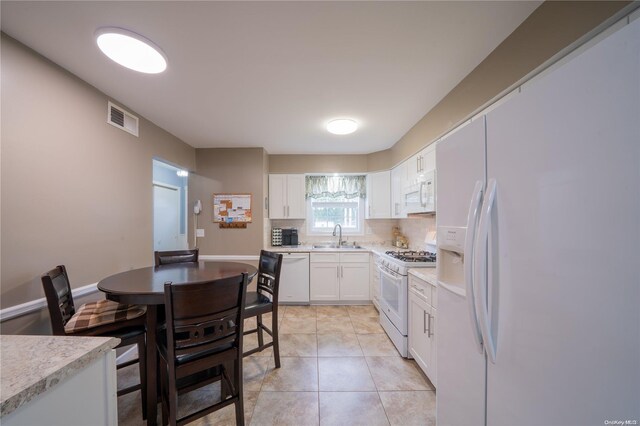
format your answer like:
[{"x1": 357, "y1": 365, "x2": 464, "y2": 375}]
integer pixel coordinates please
[{"x1": 153, "y1": 159, "x2": 188, "y2": 251}]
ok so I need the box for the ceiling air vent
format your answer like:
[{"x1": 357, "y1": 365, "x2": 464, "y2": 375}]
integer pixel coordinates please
[{"x1": 107, "y1": 101, "x2": 139, "y2": 137}]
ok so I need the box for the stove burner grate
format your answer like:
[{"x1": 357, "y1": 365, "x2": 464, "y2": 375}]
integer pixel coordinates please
[{"x1": 385, "y1": 250, "x2": 437, "y2": 263}]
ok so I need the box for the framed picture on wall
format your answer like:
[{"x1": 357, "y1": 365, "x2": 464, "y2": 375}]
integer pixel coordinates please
[{"x1": 212, "y1": 193, "x2": 252, "y2": 223}]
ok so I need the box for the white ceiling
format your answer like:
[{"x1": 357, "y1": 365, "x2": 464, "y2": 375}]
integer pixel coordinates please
[{"x1": 1, "y1": 1, "x2": 540, "y2": 154}]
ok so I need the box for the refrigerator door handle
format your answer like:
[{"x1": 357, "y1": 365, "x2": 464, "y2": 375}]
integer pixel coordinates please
[
  {"x1": 474, "y1": 178, "x2": 498, "y2": 364},
  {"x1": 465, "y1": 180, "x2": 485, "y2": 353}
]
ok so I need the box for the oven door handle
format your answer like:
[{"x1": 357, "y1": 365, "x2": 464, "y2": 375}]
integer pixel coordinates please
[{"x1": 377, "y1": 264, "x2": 403, "y2": 284}]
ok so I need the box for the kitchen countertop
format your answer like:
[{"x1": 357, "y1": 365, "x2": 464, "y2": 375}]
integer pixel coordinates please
[
  {"x1": 266, "y1": 244, "x2": 399, "y2": 255},
  {"x1": 0, "y1": 335, "x2": 119, "y2": 416},
  {"x1": 408, "y1": 268, "x2": 438, "y2": 286}
]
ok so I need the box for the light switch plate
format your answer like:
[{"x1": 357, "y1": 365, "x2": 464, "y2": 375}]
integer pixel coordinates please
[{"x1": 196, "y1": 229, "x2": 205, "y2": 237}]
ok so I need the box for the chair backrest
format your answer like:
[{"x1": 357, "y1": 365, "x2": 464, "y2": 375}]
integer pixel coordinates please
[
  {"x1": 41, "y1": 265, "x2": 75, "y2": 335},
  {"x1": 256, "y1": 250, "x2": 283, "y2": 302},
  {"x1": 154, "y1": 249, "x2": 199, "y2": 266},
  {"x1": 163, "y1": 272, "x2": 248, "y2": 363}
]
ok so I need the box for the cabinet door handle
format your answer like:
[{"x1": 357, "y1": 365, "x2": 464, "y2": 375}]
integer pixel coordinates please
[
  {"x1": 423, "y1": 311, "x2": 427, "y2": 334},
  {"x1": 427, "y1": 313, "x2": 433, "y2": 337}
]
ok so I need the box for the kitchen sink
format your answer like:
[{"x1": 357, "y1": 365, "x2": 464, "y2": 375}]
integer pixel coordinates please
[{"x1": 312, "y1": 243, "x2": 365, "y2": 249}]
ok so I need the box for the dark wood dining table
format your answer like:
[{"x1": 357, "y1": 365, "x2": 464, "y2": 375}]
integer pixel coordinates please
[{"x1": 98, "y1": 261, "x2": 258, "y2": 426}]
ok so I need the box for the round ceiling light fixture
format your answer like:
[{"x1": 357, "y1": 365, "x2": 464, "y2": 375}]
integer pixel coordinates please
[
  {"x1": 96, "y1": 27, "x2": 167, "y2": 74},
  {"x1": 327, "y1": 118, "x2": 358, "y2": 135}
]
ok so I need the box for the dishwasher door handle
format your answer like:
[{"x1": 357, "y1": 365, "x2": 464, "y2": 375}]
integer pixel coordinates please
[{"x1": 283, "y1": 256, "x2": 309, "y2": 260}]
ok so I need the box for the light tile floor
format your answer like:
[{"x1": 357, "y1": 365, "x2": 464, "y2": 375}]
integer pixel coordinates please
[{"x1": 117, "y1": 305, "x2": 435, "y2": 426}]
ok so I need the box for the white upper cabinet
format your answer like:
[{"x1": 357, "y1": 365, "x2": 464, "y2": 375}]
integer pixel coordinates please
[
  {"x1": 391, "y1": 162, "x2": 408, "y2": 218},
  {"x1": 406, "y1": 143, "x2": 436, "y2": 187},
  {"x1": 420, "y1": 144, "x2": 436, "y2": 175},
  {"x1": 285, "y1": 174, "x2": 306, "y2": 218},
  {"x1": 269, "y1": 174, "x2": 306, "y2": 219},
  {"x1": 406, "y1": 153, "x2": 420, "y2": 186},
  {"x1": 366, "y1": 170, "x2": 391, "y2": 219}
]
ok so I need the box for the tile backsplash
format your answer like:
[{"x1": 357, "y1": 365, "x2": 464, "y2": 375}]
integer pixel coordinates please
[
  {"x1": 398, "y1": 216, "x2": 437, "y2": 252},
  {"x1": 267, "y1": 216, "x2": 435, "y2": 250},
  {"x1": 269, "y1": 219, "x2": 397, "y2": 246}
]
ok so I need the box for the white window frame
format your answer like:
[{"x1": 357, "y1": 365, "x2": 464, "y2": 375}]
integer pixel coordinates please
[{"x1": 306, "y1": 196, "x2": 365, "y2": 236}]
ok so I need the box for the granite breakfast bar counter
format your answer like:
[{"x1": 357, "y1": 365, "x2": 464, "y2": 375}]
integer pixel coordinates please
[{"x1": 1, "y1": 335, "x2": 119, "y2": 426}]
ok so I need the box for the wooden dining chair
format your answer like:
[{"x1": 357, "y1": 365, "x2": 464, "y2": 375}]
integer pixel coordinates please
[
  {"x1": 158, "y1": 272, "x2": 248, "y2": 426},
  {"x1": 242, "y1": 250, "x2": 283, "y2": 368},
  {"x1": 154, "y1": 248, "x2": 199, "y2": 266},
  {"x1": 41, "y1": 265, "x2": 148, "y2": 419}
]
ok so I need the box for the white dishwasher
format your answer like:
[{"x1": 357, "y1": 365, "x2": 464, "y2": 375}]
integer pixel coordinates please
[{"x1": 277, "y1": 252, "x2": 310, "y2": 304}]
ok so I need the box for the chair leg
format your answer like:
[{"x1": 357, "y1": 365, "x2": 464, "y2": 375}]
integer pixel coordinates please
[
  {"x1": 272, "y1": 310, "x2": 280, "y2": 369},
  {"x1": 138, "y1": 338, "x2": 147, "y2": 420},
  {"x1": 256, "y1": 314, "x2": 264, "y2": 348},
  {"x1": 159, "y1": 357, "x2": 168, "y2": 426},
  {"x1": 221, "y1": 361, "x2": 230, "y2": 399},
  {"x1": 235, "y1": 358, "x2": 245, "y2": 426},
  {"x1": 168, "y1": 371, "x2": 178, "y2": 426}
]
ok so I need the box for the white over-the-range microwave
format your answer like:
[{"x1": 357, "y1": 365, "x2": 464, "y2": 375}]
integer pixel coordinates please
[{"x1": 404, "y1": 169, "x2": 436, "y2": 214}]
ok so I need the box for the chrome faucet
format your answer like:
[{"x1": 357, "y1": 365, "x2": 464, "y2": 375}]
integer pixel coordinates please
[{"x1": 332, "y1": 224, "x2": 343, "y2": 247}]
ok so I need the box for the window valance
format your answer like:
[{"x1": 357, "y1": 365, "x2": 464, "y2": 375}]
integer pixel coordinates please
[{"x1": 305, "y1": 175, "x2": 366, "y2": 200}]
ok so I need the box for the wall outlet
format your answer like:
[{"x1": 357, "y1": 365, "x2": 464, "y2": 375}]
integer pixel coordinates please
[{"x1": 196, "y1": 229, "x2": 205, "y2": 237}]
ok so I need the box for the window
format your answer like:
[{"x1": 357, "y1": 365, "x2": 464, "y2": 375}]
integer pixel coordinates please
[{"x1": 305, "y1": 175, "x2": 366, "y2": 235}]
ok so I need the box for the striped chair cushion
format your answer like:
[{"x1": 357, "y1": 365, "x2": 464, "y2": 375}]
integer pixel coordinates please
[{"x1": 64, "y1": 299, "x2": 146, "y2": 333}]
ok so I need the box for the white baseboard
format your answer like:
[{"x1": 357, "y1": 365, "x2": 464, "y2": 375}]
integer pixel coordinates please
[
  {"x1": 0, "y1": 283, "x2": 98, "y2": 323},
  {"x1": 200, "y1": 255, "x2": 260, "y2": 261}
]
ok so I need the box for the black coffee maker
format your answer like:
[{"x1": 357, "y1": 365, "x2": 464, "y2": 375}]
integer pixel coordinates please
[{"x1": 282, "y1": 228, "x2": 298, "y2": 246}]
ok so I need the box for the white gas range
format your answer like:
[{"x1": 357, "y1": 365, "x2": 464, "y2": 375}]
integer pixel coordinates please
[{"x1": 377, "y1": 250, "x2": 436, "y2": 357}]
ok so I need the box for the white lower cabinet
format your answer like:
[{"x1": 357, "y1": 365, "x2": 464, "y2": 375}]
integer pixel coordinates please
[
  {"x1": 408, "y1": 273, "x2": 437, "y2": 386},
  {"x1": 370, "y1": 253, "x2": 381, "y2": 309},
  {"x1": 3, "y1": 349, "x2": 118, "y2": 426},
  {"x1": 340, "y1": 262, "x2": 370, "y2": 300},
  {"x1": 309, "y1": 262, "x2": 340, "y2": 301},
  {"x1": 310, "y1": 252, "x2": 369, "y2": 302}
]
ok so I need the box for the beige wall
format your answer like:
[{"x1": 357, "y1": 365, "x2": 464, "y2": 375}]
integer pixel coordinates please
[
  {"x1": 390, "y1": 1, "x2": 631, "y2": 164},
  {"x1": 189, "y1": 148, "x2": 266, "y2": 255},
  {"x1": 366, "y1": 149, "x2": 393, "y2": 172},
  {"x1": 269, "y1": 154, "x2": 369, "y2": 174},
  {"x1": 0, "y1": 34, "x2": 196, "y2": 309},
  {"x1": 269, "y1": 151, "x2": 393, "y2": 174}
]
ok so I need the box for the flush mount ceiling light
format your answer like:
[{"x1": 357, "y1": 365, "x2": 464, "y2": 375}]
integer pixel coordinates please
[
  {"x1": 327, "y1": 119, "x2": 358, "y2": 135},
  {"x1": 96, "y1": 27, "x2": 167, "y2": 74}
]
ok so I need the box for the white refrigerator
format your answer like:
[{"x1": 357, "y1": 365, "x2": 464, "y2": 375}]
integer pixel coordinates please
[{"x1": 436, "y1": 17, "x2": 640, "y2": 426}]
